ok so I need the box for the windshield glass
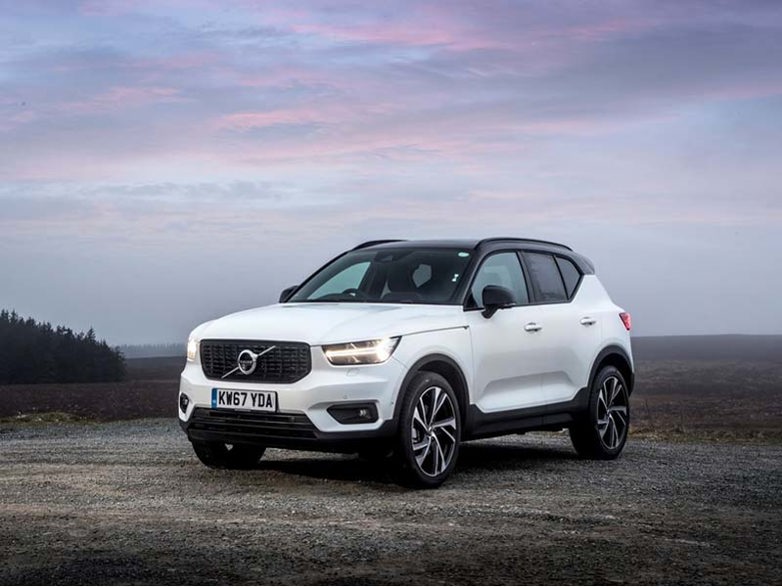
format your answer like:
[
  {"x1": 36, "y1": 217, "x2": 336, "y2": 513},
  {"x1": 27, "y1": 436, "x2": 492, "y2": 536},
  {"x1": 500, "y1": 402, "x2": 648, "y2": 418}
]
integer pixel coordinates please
[{"x1": 289, "y1": 248, "x2": 473, "y2": 304}]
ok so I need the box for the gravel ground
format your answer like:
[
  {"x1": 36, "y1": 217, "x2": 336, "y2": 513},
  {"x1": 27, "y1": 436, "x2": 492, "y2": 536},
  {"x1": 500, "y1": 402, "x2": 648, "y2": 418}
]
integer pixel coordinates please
[{"x1": 0, "y1": 419, "x2": 780, "y2": 585}]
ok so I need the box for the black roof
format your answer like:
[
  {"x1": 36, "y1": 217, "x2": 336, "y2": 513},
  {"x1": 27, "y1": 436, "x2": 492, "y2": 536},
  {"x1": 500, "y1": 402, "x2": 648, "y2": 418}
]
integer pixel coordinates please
[
  {"x1": 352, "y1": 237, "x2": 594, "y2": 274},
  {"x1": 354, "y1": 237, "x2": 571, "y2": 251},
  {"x1": 353, "y1": 239, "x2": 479, "y2": 250}
]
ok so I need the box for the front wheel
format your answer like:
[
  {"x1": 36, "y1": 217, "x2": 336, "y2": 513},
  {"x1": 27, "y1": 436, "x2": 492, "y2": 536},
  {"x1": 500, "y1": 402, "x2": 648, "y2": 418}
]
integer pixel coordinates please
[
  {"x1": 394, "y1": 371, "x2": 461, "y2": 488},
  {"x1": 570, "y1": 366, "x2": 630, "y2": 459},
  {"x1": 191, "y1": 441, "x2": 266, "y2": 469}
]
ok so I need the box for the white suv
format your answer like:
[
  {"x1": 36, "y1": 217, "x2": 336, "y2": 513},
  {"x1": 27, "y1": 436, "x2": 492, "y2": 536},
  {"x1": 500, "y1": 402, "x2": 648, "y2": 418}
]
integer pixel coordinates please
[{"x1": 179, "y1": 238, "x2": 634, "y2": 487}]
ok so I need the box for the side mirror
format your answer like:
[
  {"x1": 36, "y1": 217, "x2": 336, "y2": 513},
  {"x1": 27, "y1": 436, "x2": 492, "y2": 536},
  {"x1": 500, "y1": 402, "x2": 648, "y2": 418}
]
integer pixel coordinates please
[
  {"x1": 279, "y1": 285, "x2": 298, "y2": 303},
  {"x1": 481, "y1": 285, "x2": 515, "y2": 319}
]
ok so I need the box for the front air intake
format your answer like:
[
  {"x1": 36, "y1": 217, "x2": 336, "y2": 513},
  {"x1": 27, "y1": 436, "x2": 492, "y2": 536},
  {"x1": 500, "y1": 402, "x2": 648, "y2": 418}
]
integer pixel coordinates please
[{"x1": 200, "y1": 339, "x2": 311, "y2": 383}]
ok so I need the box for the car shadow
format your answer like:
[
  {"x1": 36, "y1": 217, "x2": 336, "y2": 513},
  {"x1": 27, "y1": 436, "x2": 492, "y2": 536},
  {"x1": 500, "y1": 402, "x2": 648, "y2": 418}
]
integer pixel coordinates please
[
  {"x1": 458, "y1": 440, "x2": 578, "y2": 471},
  {"x1": 250, "y1": 439, "x2": 578, "y2": 487},
  {"x1": 255, "y1": 454, "x2": 399, "y2": 486}
]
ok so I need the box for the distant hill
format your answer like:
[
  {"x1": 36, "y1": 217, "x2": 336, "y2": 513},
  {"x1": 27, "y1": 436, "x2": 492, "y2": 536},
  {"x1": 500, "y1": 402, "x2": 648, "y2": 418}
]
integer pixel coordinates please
[
  {"x1": 126, "y1": 356, "x2": 185, "y2": 380},
  {"x1": 632, "y1": 335, "x2": 782, "y2": 362},
  {"x1": 118, "y1": 343, "x2": 185, "y2": 359}
]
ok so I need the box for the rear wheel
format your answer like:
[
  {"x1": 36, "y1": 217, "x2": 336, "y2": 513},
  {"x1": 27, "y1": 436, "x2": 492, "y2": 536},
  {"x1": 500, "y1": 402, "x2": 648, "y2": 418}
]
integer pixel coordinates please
[
  {"x1": 570, "y1": 366, "x2": 630, "y2": 459},
  {"x1": 394, "y1": 372, "x2": 461, "y2": 488},
  {"x1": 191, "y1": 441, "x2": 266, "y2": 469}
]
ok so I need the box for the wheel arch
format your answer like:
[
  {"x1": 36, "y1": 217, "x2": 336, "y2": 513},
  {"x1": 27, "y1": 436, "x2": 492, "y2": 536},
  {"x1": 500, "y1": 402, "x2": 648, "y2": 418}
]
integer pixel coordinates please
[
  {"x1": 394, "y1": 353, "x2": 470, "y2": 427},
  {"x1": 589, "y1": 345, "x2": 635, "y2": 395}
]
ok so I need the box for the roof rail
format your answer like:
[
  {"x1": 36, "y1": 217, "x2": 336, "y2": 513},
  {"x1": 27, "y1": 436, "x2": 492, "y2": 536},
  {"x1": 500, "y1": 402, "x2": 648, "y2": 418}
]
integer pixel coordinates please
[
  {"x1": 352, "y1": 239, "x2": 407, "y2": 250},
  {"x1": 476, "y1": 237, "x2": 573, "y2": 251}
]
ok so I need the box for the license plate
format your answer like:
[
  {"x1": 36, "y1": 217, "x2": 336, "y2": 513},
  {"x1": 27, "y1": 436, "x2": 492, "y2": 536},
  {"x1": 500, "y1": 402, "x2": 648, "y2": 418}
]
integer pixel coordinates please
[{"x1": 211, "y1": 388, "x2": 277, "y2": 412}]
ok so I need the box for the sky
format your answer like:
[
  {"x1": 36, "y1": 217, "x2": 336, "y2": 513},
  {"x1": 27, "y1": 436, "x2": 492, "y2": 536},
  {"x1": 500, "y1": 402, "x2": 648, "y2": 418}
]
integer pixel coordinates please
[{"x1": 1, "y1": 0, "x2": 781, "y2": 344}]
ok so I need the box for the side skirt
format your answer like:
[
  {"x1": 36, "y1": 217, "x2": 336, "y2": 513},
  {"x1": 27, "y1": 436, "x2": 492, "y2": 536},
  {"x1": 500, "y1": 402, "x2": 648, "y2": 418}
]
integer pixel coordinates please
[{"x1": 464, "y1": 386, "x2": 590, "y2": 440}]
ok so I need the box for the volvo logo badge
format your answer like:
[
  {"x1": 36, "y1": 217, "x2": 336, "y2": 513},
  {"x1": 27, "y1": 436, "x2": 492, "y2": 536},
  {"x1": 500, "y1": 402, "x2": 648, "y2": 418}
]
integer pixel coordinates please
[
  {"x1": 221, "y1": 345, "x2": 277, "y2": 379},
  {"x1": 237, "y1": 349, "x2": 258, "y2": 375}
]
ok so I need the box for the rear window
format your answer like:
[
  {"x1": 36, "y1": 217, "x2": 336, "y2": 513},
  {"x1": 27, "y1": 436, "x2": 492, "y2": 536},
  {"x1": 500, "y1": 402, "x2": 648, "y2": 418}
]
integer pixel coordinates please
[
  {"x1": 555, "y1": 256, "x2": 581, "y2": 298},
  {"x1": 523, "y1": 252, "x2": 567, "y2": 303}
]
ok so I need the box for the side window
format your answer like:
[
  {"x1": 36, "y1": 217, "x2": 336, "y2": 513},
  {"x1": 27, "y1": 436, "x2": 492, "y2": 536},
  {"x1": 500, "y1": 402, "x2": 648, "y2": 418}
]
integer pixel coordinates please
[
  {"x1": 309, "y1": 262, "x2": 370, "y2": 298},
  {"x1": 469, "y1": 252, "x2": 529, "y2": 308},
  {"x1": 523, "y1": 252, "x2": 567, "y2": 303},
  {"x1": 555, "y1": 256, "x2": 581, "y2": 298}
]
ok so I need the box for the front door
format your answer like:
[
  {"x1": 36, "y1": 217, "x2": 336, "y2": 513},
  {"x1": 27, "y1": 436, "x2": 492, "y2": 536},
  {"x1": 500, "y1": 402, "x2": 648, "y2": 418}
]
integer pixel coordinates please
[{"x1": 465, "y1": 251, "x2": 545, "y2": 413}]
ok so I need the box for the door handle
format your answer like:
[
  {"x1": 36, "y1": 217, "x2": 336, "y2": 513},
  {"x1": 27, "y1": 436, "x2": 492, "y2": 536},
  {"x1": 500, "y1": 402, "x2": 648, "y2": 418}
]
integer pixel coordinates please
[
  {"x1": 524, "y1": 322, "x2": 542, "y2": 332},
  {"x1": 580, "y1": 317, "x2": 597, "y2": 326}
]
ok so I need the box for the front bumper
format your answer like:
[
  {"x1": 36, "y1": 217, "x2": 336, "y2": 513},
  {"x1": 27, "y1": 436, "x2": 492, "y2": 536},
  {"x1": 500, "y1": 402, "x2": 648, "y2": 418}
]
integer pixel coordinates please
[
  {"x1": 178, "y1": 348, "x2": 406, "y2": 451},
  {"x1": 179, "y1": 408, "x2": 396, "y2": 452}
]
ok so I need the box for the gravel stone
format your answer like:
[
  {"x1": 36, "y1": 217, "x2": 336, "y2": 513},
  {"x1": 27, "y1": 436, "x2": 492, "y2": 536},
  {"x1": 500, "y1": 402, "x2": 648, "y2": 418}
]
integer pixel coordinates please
[{"x1": 0, "y1": 418, "x2": 780, "y2": 584}]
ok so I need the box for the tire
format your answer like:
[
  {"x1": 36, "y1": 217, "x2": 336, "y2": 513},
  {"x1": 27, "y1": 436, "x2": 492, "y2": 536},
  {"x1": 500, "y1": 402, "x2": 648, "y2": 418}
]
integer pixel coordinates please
[
  {"x1": 191, "y1": 441, "x2": 266, "y2": 469},
  {"x1": 394, "y1": 371, "x2": 461, "y2": 489},
  {"x1": 570, "y1": 366, "x2": 630, "y2": 459}
]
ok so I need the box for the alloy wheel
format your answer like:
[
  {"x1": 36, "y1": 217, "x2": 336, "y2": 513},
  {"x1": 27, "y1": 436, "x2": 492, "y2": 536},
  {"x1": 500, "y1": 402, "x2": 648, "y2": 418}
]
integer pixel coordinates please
[
  {"x1": 596, "y1": 376, "x2": 628, "y2": 450},
  {"x1": 410, "y1": 385, "x2": 458, "y2": 477}
]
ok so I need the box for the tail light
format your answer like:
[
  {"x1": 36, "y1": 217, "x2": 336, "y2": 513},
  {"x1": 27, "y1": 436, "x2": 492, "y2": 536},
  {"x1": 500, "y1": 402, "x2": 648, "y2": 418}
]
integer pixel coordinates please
[{"x1": 619, "y1": 312, "x2": 632, "y2": 331}]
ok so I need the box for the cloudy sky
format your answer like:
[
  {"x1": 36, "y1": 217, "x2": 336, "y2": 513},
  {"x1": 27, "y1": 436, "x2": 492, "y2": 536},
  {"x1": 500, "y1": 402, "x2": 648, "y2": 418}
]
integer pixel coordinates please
[{"x1": 1, "y1": 0, "x2": 780, "y2": 344}]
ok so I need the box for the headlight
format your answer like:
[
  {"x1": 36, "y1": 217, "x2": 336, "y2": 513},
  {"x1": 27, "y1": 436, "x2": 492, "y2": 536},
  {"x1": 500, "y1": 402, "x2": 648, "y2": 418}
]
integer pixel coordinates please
[
  {"x1": 186, "y1": 337, "x2": 199, "y2": 362},
  {"x1": 322, "y1": 337, "x2": 400, "y2": 365}
]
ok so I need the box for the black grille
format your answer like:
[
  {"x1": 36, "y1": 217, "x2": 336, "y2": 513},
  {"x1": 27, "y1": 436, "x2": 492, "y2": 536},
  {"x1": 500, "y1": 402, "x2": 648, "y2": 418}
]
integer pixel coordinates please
[
  {"x1": 200, "y1": 339, "x2": 311, "y2": 383},
  {"x1": 189, "y1": 408, "x2": 317, "y2": 440}
]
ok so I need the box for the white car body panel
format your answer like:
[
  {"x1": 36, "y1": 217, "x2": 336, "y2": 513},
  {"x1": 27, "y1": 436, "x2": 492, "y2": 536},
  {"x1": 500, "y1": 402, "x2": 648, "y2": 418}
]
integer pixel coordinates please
[{"x1": 195, "y1": 303, "x2": 467, "y2": 346}]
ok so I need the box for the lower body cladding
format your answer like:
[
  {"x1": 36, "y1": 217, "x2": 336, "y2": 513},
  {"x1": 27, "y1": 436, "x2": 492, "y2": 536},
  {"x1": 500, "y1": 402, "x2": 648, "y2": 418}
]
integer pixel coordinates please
[{"x1": 178, "y1": 353, "x2": 406, "y2": 453}]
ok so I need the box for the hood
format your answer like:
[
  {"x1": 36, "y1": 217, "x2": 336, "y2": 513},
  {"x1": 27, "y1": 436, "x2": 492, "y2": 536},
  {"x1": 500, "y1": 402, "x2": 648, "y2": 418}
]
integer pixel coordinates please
[{"x1": 195, "y1": 303, "x2": 467, "y2": 345}]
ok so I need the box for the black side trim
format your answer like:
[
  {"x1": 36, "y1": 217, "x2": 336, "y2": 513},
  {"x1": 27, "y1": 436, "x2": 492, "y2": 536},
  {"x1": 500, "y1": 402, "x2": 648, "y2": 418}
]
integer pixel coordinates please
[
  {"x1": 465, "y1": 386, "x2": 590, "y2": 440},
  {"x1": 589, "y1": 345, "x2": 635, "y2": 394}
]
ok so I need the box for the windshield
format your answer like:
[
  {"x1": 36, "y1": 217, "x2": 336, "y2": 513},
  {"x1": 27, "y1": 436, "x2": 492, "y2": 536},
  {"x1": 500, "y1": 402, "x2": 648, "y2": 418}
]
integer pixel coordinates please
[{"x1": 288, "y1": 248, "x2": 473, "y2": 304}]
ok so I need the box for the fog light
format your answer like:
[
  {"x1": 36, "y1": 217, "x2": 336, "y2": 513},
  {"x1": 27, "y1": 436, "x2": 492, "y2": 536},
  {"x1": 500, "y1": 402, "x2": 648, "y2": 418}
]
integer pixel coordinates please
[
  {"x1": 179, "y1": 393, "x2": 190, "y2": 413},
  {"x1": 328, "y1": 403, "x2": 378, "y2": 424}
]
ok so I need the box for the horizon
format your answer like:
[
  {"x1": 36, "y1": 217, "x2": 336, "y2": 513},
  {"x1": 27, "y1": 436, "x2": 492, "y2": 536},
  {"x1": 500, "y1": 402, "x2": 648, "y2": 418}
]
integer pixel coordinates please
[
  {"x1": 1, "y1": 1, "x2": 781, "y2": 343},
  {"x1": 5, "y1": 306, "x2": 782, "y2": 349},
  {"x1": 116, "y1": 332, "x2": 782, "y2": 348}
]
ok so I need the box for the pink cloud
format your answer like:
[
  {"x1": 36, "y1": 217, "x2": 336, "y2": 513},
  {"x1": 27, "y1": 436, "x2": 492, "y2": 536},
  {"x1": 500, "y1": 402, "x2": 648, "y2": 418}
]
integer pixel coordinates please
[
  {"x1": 258, "y1": 4, "x2": 662, "y2": 54},
  {"x1": 694, "y1": 81, "x2": 782, "y2": 102},
  {"x1": 130, "y1": 51, "x2": 220, "y2": 73},
  {"x1": 289, "y1": 21, "x2": 510, "y2": 51},
  {"x1": 0, "y1": 109, "x2": 39, "y2": 132},
  {"x1": 234, "y1": 68, "x2": 346, "y2": 90},
  {"x1": 213, "y1": 98, "x2": 380, "y2": 131},
  {"x1": 60, "y1": 86, "x2": 186, "y2": 114},
  {"x1": 215, "y1": 109, "x2": 328, "y2": 131}
]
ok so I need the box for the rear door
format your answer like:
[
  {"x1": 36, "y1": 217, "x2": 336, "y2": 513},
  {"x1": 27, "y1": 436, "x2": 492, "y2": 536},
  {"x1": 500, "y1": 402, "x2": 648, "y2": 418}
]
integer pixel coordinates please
[{"x1": 521, "y1": 251, "x2": 600, "y2": 404}]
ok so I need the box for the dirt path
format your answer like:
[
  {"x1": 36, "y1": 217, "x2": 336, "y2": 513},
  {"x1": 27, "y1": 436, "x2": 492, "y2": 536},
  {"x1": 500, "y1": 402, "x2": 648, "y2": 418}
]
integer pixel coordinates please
[{"x1": 1, "y1": 419, "x2": 780, "y2": 584}]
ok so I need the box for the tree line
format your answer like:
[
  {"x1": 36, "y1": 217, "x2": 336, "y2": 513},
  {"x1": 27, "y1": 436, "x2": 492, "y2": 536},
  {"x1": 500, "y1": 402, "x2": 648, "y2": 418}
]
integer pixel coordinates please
[{"x1": 0, "y1": 310, "x2": 125, "y2": 384}]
